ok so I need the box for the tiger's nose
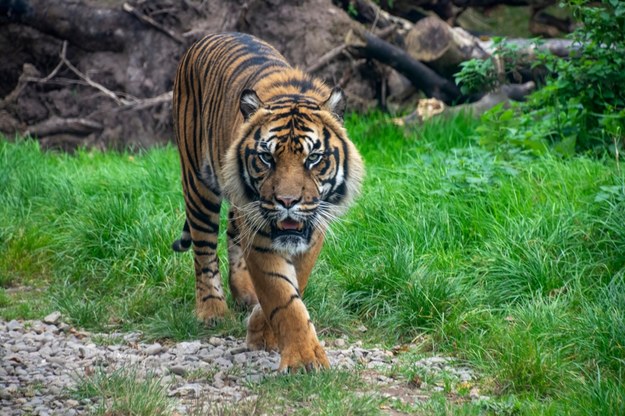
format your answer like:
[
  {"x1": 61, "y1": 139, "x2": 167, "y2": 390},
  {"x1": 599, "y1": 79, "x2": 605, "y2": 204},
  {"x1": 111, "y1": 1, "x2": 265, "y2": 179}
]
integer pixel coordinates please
[{"x1": 275, "y1": 195, "x2": 301, "y2": 208}]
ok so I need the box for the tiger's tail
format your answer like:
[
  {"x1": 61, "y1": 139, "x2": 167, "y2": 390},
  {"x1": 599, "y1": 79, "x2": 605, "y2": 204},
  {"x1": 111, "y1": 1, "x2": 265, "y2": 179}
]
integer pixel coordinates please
[{"x1": 172, "y1": 219, "x2": 192, "y2": 252}]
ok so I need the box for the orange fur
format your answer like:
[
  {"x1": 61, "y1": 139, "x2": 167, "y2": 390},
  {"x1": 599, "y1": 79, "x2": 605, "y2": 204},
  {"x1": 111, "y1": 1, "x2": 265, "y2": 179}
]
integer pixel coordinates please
[{"x1": 172, "y1": 33, "x2": 364, "y2": 370}]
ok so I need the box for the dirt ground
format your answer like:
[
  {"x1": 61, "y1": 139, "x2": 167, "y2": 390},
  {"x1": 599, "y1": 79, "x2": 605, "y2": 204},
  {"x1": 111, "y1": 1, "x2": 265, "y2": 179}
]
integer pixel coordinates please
[{"x1": 0, "y1": 0, "x2": 381, "y2": 150}]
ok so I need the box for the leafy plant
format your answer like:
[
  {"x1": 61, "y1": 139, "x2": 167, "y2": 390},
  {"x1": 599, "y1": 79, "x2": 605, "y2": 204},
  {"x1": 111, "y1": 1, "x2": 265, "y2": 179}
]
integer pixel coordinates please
[
  {"x1": 455, "y1": 37, "x2": 525, "y2": 95},
  {"x1": 472, "y1": 0, "x2": 625, "y2": 155}
]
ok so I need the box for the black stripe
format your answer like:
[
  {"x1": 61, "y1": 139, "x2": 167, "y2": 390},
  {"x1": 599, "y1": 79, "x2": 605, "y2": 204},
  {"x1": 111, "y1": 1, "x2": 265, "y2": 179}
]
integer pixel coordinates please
[
  {"x1": 193, "y1": 240, "x2": 218, "y2": 250},
  {"x1": 266, "y1": 272, "x2": 300, "y2": 296},
  {"x1": 269, "y1": 294, "x2": 300, "y2": 322},
  {"x1": 186, "y1": 212, "x2": 218, "y2": 234},
  {"x1": 202, "y1": 294, "x2": 225, "y2": 302},
  {"x1": 187, "y1": 172, "x2": 221, "y2": 212},
  {"x1": 194, "y1": 248, "x2": 216, "y2": 257},
  {"x1": 253, "y1": 245, "x2": 271, "y2": 253}
]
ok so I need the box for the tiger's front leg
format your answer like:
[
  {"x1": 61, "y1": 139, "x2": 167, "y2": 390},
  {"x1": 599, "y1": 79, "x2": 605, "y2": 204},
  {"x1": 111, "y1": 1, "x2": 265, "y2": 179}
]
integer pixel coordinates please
[{"x1": 245, "y1": 236, "x2": 329, "y2": 371}]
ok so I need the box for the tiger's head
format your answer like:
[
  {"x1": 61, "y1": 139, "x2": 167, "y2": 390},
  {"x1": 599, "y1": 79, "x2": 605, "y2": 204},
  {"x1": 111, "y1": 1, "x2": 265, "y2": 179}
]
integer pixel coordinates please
[{"x1": 223, "y1": 84, "x2": 364, "y2": 255}]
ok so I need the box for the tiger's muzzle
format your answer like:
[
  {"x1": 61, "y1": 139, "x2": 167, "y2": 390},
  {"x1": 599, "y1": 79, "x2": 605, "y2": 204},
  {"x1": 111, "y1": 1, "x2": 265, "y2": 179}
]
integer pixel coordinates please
[{"x1": 261, "y1": 200, "x2": 319, "y2": 254}]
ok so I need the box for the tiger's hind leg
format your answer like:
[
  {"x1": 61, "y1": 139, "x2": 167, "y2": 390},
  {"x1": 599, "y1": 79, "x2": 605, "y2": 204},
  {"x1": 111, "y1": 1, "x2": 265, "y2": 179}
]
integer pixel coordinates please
[
  {"x1": 182, "y1": 169, "x2": 228, "y2": 322},
  {"x1": 172, "y1": 219, "x2": 192, "y2": 252},
  {"x1": 226, "y1": 207, "x2": 258, "y2": 308}
]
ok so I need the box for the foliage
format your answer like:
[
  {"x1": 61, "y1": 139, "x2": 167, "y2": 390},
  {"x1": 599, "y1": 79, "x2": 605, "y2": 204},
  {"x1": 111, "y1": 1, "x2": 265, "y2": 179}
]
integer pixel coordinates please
[
  {"x1": 454, "y1": 37, "x2": 525, "y2": 96},
  {"x1": 459, "y1": 0, "x2": 625, "y2": 155}
]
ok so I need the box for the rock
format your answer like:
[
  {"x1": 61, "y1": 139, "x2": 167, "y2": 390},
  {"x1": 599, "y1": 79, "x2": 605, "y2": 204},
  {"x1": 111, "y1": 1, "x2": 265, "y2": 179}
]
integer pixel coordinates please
[
  {"x1": 65, "y1": 399, "x2": 79, "y2": 408},
  {"x1": 208, "y1": 337, "x2": 225, "y2": 346},
  {"x1": 233, "y1": 353, "x2": 247, "y2": 365},
  {"x1": 169, "y1": 365, "x2": 187, "y2": 377},
  {"x1": 7, "y1": 320, "x2": 22, "y2": 331},
  {"x1": 176, "y1": 341, "x2": 201, "y2": 355},
  {"x1": 43, "y1": 312, "x2": 62, "y2": 325},
  {"x1": 144, "y1": 343, "x2": 165, "y2": 356},
  {"x1": 228, "y1": 346, "x2": 248, "y2": 355}
]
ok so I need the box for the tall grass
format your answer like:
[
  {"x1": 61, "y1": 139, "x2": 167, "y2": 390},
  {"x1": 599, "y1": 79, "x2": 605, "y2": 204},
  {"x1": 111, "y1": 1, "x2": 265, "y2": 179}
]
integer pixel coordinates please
[{"x1": 1, "y1": 112, "x2": 624, "y2": 413}]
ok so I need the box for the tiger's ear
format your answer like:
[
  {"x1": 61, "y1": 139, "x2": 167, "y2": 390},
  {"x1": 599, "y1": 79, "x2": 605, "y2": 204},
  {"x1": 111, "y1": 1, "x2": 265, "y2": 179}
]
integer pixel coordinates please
[
  {"x1": 322, "y1": 86, "x2": 346, "y2": 121},
  {"x1": 240, "y1": 89, "x2": 263, "y2": 121}
]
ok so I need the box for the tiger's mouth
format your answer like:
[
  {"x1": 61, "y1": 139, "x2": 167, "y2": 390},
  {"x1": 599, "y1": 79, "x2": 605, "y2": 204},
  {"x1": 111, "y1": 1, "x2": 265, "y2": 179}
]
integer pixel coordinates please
[
  {"x1": 271, "y1": 218, "x2": 311, "y2": 240},
  {"x1": 277, "y1": 218, "x2": 304, "y2": 232}
]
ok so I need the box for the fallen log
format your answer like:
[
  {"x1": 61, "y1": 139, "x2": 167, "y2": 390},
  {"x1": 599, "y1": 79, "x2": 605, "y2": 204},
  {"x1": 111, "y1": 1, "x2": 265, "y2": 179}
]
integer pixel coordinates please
[
  {"x1": 393, "y1": 81, "x2": 535, "y2": 126},
  {"x1": 405, "y1": 15, "x2": 488, "y2": 77},
  {"x1": 347, "y1": 27, "x2": 464, "y2": 104},
  {"x1": 0, "y1": 0, "x2": 140, "y2": 51}
]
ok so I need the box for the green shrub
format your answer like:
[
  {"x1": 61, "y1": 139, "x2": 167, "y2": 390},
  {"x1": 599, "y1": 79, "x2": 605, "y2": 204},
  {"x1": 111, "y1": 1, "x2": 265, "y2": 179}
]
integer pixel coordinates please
[{"x1": 461, "y1": 0, "x2": 625, "y2": 155}]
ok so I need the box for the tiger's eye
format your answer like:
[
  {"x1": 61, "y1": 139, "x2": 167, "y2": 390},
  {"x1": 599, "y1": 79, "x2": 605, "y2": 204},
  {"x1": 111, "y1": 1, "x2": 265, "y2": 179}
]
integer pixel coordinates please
[
  {"x1": 307, "y1": 153, "x2": 323, "y2": 166},
  {"x1": 258, "y1": 152, "x2": 274, "y2": 166}
]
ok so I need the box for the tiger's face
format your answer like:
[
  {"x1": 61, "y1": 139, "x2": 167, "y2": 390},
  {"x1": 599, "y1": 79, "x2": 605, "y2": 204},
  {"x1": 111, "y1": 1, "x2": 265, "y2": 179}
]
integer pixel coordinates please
[{"x1": 224, "y1": 88, "x2": 364, "y2": 255}]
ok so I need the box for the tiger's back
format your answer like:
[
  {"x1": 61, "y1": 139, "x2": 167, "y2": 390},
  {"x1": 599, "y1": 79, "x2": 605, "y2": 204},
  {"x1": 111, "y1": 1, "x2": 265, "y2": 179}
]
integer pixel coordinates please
[
  {"x1": 173, "y1": 33, "x2": 294, "y2": 186},
  {"x1": 172, "y1": 33, "x2": 364, "y2": 371}
]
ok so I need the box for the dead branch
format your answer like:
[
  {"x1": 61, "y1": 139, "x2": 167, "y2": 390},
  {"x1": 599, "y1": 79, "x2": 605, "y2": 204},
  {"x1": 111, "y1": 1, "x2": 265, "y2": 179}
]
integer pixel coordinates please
[
  {"x1": 118, "y1": 91, "x2": 173, "y2": 112},
  {"x1": 306, "y1": 45, "x2": 348, "y2": 73},
  {"x1": 55, "y1": 42, "x2": 138, "y2": 105},
  {"x1": 25, "y1": 117, "x2": 103, "y2": 137},
  {"x1": 122, "y1": 2, "x2": 185, "y2": 44}
]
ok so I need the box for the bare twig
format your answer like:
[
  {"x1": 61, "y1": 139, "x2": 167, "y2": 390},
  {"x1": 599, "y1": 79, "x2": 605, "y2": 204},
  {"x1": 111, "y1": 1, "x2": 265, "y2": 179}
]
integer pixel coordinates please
[
  {"x1": 118, "y1": 91, "x2": 172, "y2": 111},
  {"x1": 306, "y1": 45, "x2": 347, "y2": 73},
  {"x1": 122, "y1": 2, "x2": 185, "y2": 44},
  {"x1": 51, "y1": 41, "x2": 138, "y2": 105},
  {"x1": 41, "y1": 41, "x2": 67, "y2": 83}
]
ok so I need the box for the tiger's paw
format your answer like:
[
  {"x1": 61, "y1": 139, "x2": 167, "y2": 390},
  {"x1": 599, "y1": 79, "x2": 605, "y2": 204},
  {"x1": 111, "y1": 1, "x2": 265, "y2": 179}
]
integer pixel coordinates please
[
  {"x1": 245, "y1": 305, "x2": 278, "y2": 351},
  {"x1": 279, "y1": 340, "x2": 330, "y2": 372},
  {"x1": 195, "y1": 298, "x2": 228, "y2": 323},
  {"x1": 229, "y1": 267, "x2": 258, "y2": 309}
]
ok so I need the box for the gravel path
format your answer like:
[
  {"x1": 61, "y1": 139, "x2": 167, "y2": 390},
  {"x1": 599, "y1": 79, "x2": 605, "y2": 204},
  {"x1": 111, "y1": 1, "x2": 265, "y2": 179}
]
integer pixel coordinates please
[{"x1": 1, "y1": 313, "x2": 478, "y2": 415}]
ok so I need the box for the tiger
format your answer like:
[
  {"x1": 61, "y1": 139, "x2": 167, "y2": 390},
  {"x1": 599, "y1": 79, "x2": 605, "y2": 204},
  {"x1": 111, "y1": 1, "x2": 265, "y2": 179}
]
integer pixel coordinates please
[{"x1": 171, "y1": 32, "x2": 364, "y2": 371}]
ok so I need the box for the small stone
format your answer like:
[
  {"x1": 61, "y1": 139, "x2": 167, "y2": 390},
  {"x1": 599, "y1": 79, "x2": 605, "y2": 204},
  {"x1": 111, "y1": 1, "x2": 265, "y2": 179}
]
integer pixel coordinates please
[
  {"x1": 176, "y1": 341, "x2": 201, "y2": 355},
  {"x1": 144, "y1": 344, "x2": 164, "y2": 356},
  {"x1": 7, "y1": 320, "x2": 22, "y2": 331},
  {"x1": 334, "y1": 339, "x2": 346, "y2": 348},
  {"x1": 169, "y1": 365, "x2": 187, "y2": 377},
  {"x1": 233, "y1": 353, "x2": 247, "y2": 364},
  {"x1": 43, "y1": 311, "x2": 62, "y2": 325},
  {"x1": 65, "y1": 399, "x2": 80, "y2": 408},
  {"x1": 170, "y1": 383, "x2": 202, "y2": 397},
  {"x1": 208, "y1": 336, "x2": 225, "y2": 346},
  {"x1": 228, "y1": 346, "x2": 247, "y2": 355},
  {"x1": 57, "y1": 323, "x2": 71, "y2": 332},
  {"x1": 213, "y1": 357, "x2": 234, "y2": 369}
]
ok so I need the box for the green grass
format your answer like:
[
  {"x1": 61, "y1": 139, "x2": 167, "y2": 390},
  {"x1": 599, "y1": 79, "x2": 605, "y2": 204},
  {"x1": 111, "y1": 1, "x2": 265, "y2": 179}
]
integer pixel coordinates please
[
  {"x1": 1, "y1": 112, "x2": 624, "y2": 414},
  {"x1": 71, "y1": 366, "x2": 175, "y2": 415}
]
